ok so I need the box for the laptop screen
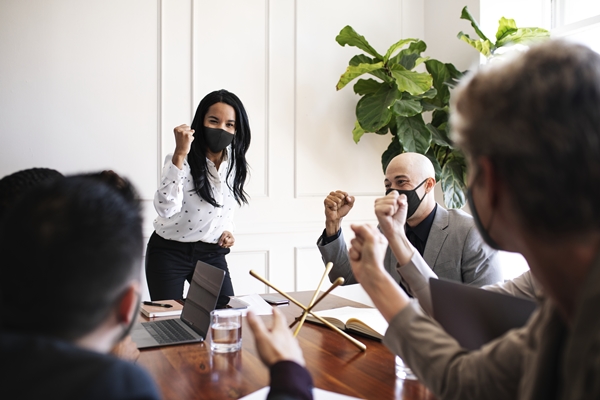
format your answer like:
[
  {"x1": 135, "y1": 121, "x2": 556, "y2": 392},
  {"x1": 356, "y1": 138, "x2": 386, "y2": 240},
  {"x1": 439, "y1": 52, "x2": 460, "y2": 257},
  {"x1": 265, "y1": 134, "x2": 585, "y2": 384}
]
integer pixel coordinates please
[
  {"x1": 430, "y1": 278, "x2": 538, "y2": 350},
  {"x1": 180, "y1": 260, "x2": 225, "y2": 337}
]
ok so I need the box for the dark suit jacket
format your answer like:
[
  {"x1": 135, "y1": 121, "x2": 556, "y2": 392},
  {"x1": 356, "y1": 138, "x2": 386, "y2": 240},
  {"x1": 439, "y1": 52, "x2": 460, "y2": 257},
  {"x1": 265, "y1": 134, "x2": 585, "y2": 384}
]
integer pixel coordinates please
[
  {"x1": 317, "y1": 205, "x2": 502, "y2": 288},
  {"x1": 0, "y1": 332, "x2": 160, "y2": 400}
]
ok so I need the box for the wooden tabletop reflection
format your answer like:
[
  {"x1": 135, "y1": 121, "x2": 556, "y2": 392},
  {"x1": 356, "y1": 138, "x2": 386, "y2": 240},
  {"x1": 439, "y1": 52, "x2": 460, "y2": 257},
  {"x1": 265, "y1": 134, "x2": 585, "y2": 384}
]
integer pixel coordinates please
[{"x1": 138, "y1": 291, "x2": 436, "y2": 400}]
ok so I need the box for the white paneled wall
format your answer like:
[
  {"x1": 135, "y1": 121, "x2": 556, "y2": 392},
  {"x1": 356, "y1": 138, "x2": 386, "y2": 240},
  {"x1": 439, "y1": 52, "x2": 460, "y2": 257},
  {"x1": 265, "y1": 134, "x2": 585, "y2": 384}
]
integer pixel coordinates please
[{"x1": 0, "y1": 0, "x2": 482, "y2": 301}]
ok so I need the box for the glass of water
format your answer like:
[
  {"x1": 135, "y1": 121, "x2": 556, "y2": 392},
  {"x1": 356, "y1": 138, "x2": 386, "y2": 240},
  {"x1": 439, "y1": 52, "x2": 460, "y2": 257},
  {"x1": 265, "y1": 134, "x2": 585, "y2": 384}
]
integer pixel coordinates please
[
  {"x1": 395, "y1": 355, "x2": 417, "y2": 380},
  {"x1": 210, "y1": 309, "x2": 242, "y2": 353}
]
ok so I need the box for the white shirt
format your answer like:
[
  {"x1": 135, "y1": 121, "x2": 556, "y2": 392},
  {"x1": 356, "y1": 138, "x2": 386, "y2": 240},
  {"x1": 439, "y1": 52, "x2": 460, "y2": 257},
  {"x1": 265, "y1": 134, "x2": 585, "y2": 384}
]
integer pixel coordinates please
[{"x1": 153, "y1": 149, "x2": 236, "y2": 243}]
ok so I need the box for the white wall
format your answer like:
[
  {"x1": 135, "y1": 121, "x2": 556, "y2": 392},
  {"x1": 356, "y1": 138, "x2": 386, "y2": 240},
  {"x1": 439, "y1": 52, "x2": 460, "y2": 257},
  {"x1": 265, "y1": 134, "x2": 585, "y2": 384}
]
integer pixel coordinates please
[{"x1": 0, "y1": 0, "x2": 487, "y2": 300}]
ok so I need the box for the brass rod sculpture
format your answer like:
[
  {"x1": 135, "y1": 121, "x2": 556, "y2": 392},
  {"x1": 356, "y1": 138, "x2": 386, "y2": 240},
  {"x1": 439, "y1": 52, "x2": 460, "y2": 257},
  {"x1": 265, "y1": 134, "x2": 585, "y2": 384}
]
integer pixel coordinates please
[
  {"x1": 292, "y1": 262, "x2": 333, "y2": 337},
  {"x1": 249, "y1": 269, "x2": 367, "y2": 352},
  {"x1": 289, "y1": 277, "x2": 344, "y2": 329}
]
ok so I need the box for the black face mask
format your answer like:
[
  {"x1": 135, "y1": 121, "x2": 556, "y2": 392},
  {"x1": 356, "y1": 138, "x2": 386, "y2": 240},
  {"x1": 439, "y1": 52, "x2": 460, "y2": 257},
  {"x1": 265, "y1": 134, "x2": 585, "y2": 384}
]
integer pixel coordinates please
[
  {"x1": 466, "y1": 187, "x2": 501, "y2": 250},
  {"x1": 385, "y1": 179, "x2": 428, "y2": 219},
  {"x1": 204, "y1": 127, "x2": 234, "y2": 153}
]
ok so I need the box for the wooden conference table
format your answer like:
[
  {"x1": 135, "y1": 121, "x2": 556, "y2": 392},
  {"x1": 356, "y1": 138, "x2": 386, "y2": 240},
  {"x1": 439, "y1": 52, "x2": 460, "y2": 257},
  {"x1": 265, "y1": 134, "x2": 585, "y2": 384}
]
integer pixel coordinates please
[{"x1": 138, "y1": 292, "x2": 436, "y2": 400}]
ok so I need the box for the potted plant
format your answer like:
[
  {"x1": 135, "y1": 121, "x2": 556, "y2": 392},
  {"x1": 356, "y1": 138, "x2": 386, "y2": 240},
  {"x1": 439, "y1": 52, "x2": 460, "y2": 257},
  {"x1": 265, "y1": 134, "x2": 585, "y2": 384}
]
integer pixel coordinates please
[
  {"x1": 335, "y1": 26, "x2": 466, "y2": 208},
  {"x1": 335, "y1": 8, "x2": 550, "y2": 208}
]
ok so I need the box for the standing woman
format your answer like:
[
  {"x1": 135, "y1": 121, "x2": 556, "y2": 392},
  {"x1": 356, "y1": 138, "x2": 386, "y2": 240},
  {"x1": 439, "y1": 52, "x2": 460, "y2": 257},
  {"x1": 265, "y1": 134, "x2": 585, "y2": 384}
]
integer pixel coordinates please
[{"x1": 146, "y1": 89, "x2": 251, "y2": 306}]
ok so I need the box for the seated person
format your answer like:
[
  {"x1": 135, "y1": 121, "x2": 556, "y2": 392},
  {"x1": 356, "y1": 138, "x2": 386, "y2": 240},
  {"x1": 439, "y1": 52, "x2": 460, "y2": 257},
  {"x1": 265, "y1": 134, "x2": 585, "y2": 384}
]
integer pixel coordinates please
[
  {"x1": 347, "y1": 40, "x2": 600, "y2": 399},
  {"x1": 0, "y1": 175, "x2": 312, "y2": 400},
  {"x1": 317, "y1": 152, "x2": 502, "y2": 288},
  {"x1": 0, "y1": 167, "x2": 63, "y2": 220},
  {"x1": 373, "y1": 190, "x2": 541, "y2": 314}
]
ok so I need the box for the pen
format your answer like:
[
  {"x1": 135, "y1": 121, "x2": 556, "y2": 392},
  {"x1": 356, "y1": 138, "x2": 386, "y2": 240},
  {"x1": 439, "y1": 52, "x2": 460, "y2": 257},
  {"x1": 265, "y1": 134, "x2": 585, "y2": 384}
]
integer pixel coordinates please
[{"x1": 143, "y1": 301, "x2": 173, "y2": 308}]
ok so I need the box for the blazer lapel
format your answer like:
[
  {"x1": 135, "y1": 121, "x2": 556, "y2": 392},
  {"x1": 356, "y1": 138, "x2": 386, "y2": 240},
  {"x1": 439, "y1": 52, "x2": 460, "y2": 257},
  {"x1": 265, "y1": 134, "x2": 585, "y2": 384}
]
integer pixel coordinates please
[{"x1": 422, "y1": 204, "x2": 449, "y2": 268}]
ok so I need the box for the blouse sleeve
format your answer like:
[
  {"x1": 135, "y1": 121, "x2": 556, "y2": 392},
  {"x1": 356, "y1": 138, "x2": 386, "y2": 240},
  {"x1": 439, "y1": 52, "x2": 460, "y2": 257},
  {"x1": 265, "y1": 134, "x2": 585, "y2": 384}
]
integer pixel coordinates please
[{"x1": 153, "y1": 155, "x2": 187, "y2": 218}]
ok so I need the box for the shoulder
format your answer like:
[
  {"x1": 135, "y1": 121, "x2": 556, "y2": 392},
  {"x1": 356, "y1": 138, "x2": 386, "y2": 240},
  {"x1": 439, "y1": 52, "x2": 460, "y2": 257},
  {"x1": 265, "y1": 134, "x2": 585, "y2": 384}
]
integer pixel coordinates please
[
  {"x1": 438, "y1": 207, "x2": 475, "y2": 233},
  {"x1": 88, "y1": 356, "x2": 160, "y2": 400},
  {"x1": 0, "y1": 334, "x2": 160, "y2": 400}
]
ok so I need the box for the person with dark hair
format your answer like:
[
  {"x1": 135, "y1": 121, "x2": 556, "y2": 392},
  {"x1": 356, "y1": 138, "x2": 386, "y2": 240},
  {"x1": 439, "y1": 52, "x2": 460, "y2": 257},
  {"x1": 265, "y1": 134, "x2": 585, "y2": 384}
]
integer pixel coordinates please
[
  {"x1": 0, "y1": 175, "x2": 308, "y2": 399},
  {"x1": 146, "y1": 89, "x2": 251, "y2": 306},
  {"x1": 0, "y1": 167, "x2": 63, "y2": 220},
  {"x1": 0, "y1": 176, "x2": 160, "y2": 399},
  {"x1": 347, "y1": 40, "x2": 600, "y2": 399}
]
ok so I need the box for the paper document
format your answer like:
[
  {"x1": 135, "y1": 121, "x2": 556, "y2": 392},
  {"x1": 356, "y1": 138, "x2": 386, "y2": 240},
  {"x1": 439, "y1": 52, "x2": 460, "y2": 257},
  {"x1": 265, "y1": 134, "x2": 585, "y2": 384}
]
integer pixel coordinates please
[
  {"x1": 233, "y1": 294, "x2": 274, "y2": 316},
  {"x1": 238, "y1": 387, "x2": 363, "y2": 400}
]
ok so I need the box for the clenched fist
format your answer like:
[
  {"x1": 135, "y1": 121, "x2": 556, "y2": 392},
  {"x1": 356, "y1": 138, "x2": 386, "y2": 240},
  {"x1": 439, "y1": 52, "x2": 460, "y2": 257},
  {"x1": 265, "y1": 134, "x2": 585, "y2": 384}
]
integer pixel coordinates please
[
  {"x1": 172, "y1": 124, "x2": 195, "y2": 169},
  {"x1": 324, "y1": 190, "x2": 355, "y2": 237}
]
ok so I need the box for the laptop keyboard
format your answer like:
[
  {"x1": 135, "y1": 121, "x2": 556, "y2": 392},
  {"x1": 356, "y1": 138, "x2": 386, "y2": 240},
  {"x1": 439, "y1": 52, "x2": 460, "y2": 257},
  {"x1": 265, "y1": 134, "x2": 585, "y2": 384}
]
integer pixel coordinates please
[{"x1": 142, "y1": 319, "x2": 198, "y2": 344}]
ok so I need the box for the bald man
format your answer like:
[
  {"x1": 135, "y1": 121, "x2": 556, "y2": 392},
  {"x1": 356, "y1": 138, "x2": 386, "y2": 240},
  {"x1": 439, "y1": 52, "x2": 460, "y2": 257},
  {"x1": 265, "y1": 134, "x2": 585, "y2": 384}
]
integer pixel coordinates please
[{"x1": 317, "y1": 152, "x2": 502, "y2": 291}]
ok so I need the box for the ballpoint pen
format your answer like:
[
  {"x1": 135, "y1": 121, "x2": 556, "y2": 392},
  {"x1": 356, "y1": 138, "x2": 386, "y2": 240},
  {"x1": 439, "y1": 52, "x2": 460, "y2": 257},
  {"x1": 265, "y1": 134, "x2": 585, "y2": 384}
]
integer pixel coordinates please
[{"x1": 143, "y1": 301, "x2": 173, "y2": 308}]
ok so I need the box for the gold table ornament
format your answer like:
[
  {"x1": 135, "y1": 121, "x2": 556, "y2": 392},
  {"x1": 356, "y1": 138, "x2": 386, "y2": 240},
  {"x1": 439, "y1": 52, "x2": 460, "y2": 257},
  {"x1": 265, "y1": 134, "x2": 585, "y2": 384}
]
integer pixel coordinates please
[{"x1": 249, "y1": 264, "x2": 367, "y2": 352}]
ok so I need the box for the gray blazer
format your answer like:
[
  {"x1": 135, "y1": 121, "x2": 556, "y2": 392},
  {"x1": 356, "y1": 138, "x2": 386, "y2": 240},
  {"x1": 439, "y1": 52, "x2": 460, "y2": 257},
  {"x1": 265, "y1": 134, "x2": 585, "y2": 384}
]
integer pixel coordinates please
[{"x1": 317, "y1": 205, "x2": 502, "y2": 288}]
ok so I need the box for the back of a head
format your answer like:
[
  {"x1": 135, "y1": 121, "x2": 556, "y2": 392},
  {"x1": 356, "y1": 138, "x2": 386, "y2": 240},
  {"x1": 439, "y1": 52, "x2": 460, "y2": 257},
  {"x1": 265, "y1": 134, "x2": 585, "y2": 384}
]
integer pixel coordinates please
[
  {"x1": 0, "y1": 168, "x2": 63, "y2": 221},
  {"x1": 0, "y1": 176, "x2": 143, "y2": 341},
  {"x1": 452, "y1": 40, "x2": 600, "y2": 237}
]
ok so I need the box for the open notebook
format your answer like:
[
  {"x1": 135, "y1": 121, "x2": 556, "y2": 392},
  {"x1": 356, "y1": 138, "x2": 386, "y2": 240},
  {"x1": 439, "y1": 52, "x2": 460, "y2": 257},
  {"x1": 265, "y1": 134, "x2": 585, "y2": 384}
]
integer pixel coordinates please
[{"x1": 306, "y1": 306, "x2": 388, "y2": 340}]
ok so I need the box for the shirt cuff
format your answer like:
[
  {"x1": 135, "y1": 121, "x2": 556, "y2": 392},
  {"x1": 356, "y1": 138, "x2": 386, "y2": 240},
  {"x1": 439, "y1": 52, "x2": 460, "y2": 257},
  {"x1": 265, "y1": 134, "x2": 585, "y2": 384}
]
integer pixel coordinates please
[
  {"x1": 163, "y1": 160, "x2": 187, "y2": 182},
  {"x1": 319, "y1": 228, "x2": 342, "y2": 246},
  {"x1": 269, "y1": 361, "x2": 313, "y2": 400}
]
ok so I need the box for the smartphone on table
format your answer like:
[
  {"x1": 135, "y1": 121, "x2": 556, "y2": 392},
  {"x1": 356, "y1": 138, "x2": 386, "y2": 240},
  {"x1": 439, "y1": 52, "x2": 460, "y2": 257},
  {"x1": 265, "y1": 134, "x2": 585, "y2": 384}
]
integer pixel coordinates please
[{"x1": 262, "y1": 294, "x2": 289, "y2": 305}]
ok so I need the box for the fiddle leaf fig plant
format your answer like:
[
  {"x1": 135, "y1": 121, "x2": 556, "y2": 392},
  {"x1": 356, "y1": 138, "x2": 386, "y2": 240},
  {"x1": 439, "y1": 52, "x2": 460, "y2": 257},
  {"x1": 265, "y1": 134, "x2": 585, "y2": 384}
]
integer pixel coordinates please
[
  {"x1": 457, "y1": 6, "x2": 550, "y2": 58},
  {"x1": 335, "y1": 25, "x2": 468, "y2": 208}
]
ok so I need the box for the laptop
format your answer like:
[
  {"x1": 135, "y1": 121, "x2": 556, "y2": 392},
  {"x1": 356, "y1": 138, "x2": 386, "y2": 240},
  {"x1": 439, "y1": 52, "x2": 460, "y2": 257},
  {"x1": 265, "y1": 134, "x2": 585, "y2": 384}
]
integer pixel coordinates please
[
  {"x1": 131, "y1": 260, "x2": 225, "y2": 349},
  {"x1": 429, "y1": 277, "x2": 538, "y2": 350}
]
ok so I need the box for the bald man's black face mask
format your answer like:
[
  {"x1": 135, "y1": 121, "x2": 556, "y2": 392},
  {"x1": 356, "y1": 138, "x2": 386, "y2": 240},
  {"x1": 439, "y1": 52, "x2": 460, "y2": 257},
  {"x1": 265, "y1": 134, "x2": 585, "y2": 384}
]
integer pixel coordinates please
[{"x1": 385, "y1": 179, "x2": 428, "y2": 219}]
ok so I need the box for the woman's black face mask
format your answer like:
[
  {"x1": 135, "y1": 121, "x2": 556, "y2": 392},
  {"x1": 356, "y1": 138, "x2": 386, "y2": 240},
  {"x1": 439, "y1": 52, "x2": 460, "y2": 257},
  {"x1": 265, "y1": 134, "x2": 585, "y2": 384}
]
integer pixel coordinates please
[
  {"x1": 385, "y1": 179, "x2": 428, "y2": 219},
  {"x1": 204, "y1": 127, "x2": 234, "y2": 153}
]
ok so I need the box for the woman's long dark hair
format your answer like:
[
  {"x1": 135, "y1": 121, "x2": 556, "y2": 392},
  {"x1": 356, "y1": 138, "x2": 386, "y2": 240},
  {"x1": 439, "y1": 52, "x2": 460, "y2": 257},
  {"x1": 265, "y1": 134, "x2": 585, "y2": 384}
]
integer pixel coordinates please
[{"x1": 188, "y1": 89, "x2": 251, "y2": 207}]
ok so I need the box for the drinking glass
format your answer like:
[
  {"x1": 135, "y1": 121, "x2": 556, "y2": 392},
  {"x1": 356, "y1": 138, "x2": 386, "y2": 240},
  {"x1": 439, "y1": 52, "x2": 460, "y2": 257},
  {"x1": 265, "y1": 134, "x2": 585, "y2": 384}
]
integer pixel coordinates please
[{"x1": 210, "y1": 309, "x2": 242, "y2": 353}]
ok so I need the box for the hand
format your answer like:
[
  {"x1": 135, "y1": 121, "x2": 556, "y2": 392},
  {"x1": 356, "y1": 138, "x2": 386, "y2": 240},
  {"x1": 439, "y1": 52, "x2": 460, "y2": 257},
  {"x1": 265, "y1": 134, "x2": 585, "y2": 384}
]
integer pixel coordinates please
[
  {"x1": 374, "y1": 191, "x2": 408, "y2": 241},
  {"x1": 110, "y1": 335, "x2": 140, "y2": 362},
  {"x1": 247, "y1": 308, "x2": 305, "y2": 367},
  {"x1": 324, "y1": 191, "x2": 355, "y2": 236},
  {"x1": 349, "y1": 224, "x2": 411, "y2": 321},
  {"x1": 348, "y1": 224, "x2": 389, "y2": 285},
  {"x1": 218, "y1": 231, "x2": 235, "y2": 248},
  {"x1": 374, "y1": 192, "x2": 414, "y2": 265},
  {"x1": 172, "y1": 124, "x2": 195, "y2": 169}
]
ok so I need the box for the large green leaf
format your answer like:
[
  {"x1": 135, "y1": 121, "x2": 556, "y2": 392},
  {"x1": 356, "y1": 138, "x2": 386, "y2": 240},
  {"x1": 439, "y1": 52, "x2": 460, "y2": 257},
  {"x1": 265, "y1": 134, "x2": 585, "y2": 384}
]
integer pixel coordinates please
[
  {"x1": 495, "y1": 17, "x2": 518, "y2": 42},
  {"x1": 336, "y1": 62, "x2": 384, "y2": 90},
  {"x1": 354, "y1": 78, "x2": 382, "y2": 95},
  {"x1": 431, "y1": 108, "x2": 449, "y2": 127},
  {"x1": 383, "y1": 38, "x2": 417, "y2": 63},
  {"x1": 382, "y1": 136, "x2": 403, "y2": 173},
  {"x1": 460, "y1": 6, "x2": 490, "y2": 42},
  {"x1": 356, "y1": 84, "x2": 399, "y2": 132},
  {"x1": 393, "y1": 98, "x2": 422, "y2": 117},
  {"x1": 441, "y1": 154, "x2": 467, "y2": 208},
  {"x1": 427, "y1": 123, "x2": 452, "y2": 147},
  {"x1": 389, "y1": 40, "x2": 427, "y2": 70},
  {"x1": 425, "y1": 147, "x2": 442, "y2": 181},
  {"x1": 350, "y1": 54, "x2": 391, "y2": 82},
  {"x1": 396, "y1": 115, "x2": 431, "y2": 153},
  {"x1": 336, "y1": 25, "x2": 383, "y2": 60},
  {"x1": 389, "y1": 64, "x2": 432, "y2": 96},
  {"x1": 349, "y1": 54, "x2": 373, "y2": 66},
  {"x1": 425, "y1": 59, "x2": 452, "y2": 105},
  {"x1": 496, "y1": 27, "x2": 550, "y2": 48},
  {"x1": 457, "y1": 32, "x2": 492, "y2": 57},
  {"x1": 352, "y1": 120, "x2": 366, "y2": 143}
]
